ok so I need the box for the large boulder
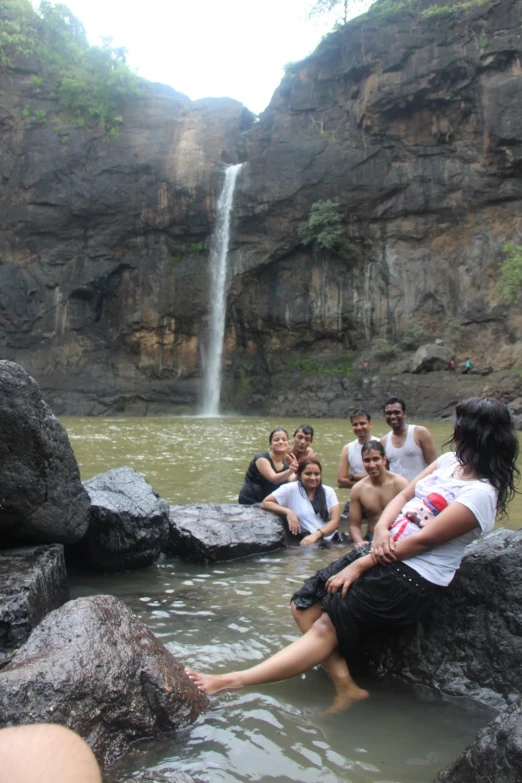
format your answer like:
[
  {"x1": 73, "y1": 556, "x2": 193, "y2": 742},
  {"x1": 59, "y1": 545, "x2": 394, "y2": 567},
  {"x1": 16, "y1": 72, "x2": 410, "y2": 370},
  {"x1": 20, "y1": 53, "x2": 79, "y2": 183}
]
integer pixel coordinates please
[
  {"x1": 435, "y1": 700, "x2": 522, "y2": 783},
  {"x1": 0, "y1": 545, "x2": 68, "y2": 667},
  {"x1": 357, "y1": 529, "x2": 522, "y2": 708},
  {"x1": 167, "y1": 503, "x2": 286, "y2": 561},
  {"x1": 76, "y1": 467, "x2": 169, "y2": 571},
  {"x1": 0, "y1": 361, "x2": 90, "y2": 545},
  {"x1": 410, "y1": 344, "x2": 453, "y2": 373},
  {"x1": 0, "y1": 595, "x2": 207, "y2": 772}
]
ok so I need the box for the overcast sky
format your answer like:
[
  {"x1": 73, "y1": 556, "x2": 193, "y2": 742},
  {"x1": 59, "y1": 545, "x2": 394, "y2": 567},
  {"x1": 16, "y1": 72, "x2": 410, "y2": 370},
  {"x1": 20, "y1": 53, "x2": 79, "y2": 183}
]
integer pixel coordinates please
[{"x1": 43, "y1": 0, "x2": 371, "y2": 114}]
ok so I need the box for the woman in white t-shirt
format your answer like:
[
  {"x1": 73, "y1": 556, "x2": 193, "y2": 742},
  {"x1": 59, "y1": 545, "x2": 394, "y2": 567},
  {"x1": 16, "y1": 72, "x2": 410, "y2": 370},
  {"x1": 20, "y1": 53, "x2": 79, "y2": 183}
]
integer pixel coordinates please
[
  {"x1": 185, "y1": 398, "x2": 520, "y2": 711},
  {"x1": 261, "y1": 458, "x2": 341, "y2": 546}
]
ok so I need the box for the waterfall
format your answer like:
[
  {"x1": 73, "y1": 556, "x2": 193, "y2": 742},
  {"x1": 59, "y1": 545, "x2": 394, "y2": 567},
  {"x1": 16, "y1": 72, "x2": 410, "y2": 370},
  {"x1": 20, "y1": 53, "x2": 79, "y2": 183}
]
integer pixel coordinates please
[{"x1": 201, "y1": 163, "x2": 243, "y2": 416}]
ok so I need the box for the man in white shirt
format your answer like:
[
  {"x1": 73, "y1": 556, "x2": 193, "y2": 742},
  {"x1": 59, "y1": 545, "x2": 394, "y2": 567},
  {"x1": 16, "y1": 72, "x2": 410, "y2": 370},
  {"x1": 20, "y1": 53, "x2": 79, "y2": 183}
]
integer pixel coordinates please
[{"x1": 380, "y1": 396, "x2": 437, "y2": 482}]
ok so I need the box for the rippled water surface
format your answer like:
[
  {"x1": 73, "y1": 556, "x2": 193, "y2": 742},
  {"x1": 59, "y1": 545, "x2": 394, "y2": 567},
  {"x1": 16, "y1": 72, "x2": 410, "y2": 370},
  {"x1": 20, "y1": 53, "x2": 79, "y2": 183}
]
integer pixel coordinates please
[{"x1": 64, "y1": 416, "x2": 520, "y2": 782}]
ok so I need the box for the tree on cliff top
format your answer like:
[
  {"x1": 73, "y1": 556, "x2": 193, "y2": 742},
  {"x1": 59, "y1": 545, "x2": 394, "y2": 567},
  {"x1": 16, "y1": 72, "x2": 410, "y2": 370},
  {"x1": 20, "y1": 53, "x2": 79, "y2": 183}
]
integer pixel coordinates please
[
  {"x1": 308, "y1": 0, "x2": 374, "y2": 25},
  {"x1": 298, "y1": 200, "x2": 356, "y2": 259}
]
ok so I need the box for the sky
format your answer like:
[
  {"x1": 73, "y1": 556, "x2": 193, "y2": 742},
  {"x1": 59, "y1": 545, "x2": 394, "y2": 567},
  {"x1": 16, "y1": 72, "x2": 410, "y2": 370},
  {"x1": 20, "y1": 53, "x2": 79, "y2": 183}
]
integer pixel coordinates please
[{"x1": 40, "y1": 0, "x2": 371, "y2": 115}]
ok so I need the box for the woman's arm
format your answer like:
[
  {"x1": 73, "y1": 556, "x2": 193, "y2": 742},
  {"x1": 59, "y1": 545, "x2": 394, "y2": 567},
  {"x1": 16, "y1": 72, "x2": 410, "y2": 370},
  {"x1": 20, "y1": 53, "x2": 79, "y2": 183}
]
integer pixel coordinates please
[
  {"x1": 256, "y1": 456, "x2": 298, "y2": 485},
  {"x1": 371, "y1": 460, "x2": 439, "y2": 562},
  {"x1": 261, "y1": 495, "x2": 301, "y2": 535},
  {"x1": 300, "y1": 504, "x2": 341, "y2": 546}
]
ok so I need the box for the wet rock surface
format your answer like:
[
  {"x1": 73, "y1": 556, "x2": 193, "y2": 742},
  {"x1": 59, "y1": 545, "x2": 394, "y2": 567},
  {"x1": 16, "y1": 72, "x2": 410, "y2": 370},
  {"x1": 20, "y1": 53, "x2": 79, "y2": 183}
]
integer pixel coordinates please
[
  {"x1": 0, "y1": 545, "x2": 68, "y2": 667},
  {"x1": 115, "y1": 771, "x2": 197, "y2": 783},
  {"x1": 435, "y1": 699, "x2": 522, "y2": 783},
  {"x1": 0, "y1": 594, "x2": 207, "y2": 772},
  {"x1": 167, "y1": 503, "x2": 286, "y2": 561},
  {"x1": 75, "y1": 467, "x2": 169, "y2": 571},
  {"x1": 0, "y1": 361, "x2": 90, "y2": 545},
  {"x1": 357, "y1": 529, "x2": 522, "y2": 709}
]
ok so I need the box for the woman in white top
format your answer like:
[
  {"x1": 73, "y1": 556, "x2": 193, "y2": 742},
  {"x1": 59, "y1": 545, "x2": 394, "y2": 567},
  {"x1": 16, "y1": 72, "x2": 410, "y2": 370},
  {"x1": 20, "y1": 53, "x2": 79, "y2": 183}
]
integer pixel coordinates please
[
  {"x1": 261, "y1": 458, "x2": 340, "y2": 546},
  {"x1": 185, "y1": 398, "x2": 520, "y2": 713}
]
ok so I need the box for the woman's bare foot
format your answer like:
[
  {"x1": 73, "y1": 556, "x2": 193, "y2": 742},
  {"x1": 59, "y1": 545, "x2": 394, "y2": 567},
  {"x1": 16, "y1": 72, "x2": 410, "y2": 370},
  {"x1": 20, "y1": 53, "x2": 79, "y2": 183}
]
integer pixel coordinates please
[
  {"x1": 321, "y1": 675, "x2": 369, "y2": 715},
  {"x1": 184, "y1": 667, "x2": 240, "y2": 695}
]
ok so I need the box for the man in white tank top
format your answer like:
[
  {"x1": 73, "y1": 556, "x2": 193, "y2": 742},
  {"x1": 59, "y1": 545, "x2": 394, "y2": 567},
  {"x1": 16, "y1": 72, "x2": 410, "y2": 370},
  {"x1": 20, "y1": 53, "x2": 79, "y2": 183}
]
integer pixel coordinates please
[
  {"x1": 380, "y1": 396, "x2": 437, "y2": 482},
  {"x1": 337, "y1": 408, "x2": 374, "y2": 490}
]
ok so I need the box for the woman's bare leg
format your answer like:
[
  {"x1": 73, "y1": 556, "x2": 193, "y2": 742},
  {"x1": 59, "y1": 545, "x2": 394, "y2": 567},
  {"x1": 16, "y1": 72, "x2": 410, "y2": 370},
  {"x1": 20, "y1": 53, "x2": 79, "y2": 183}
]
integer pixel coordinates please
[
  {"x1": 186, "y1": 612, "x2": 339, "y2": 694},
  {"x1": 291, "y1": 601, "x2": 369, "y2": 713}
]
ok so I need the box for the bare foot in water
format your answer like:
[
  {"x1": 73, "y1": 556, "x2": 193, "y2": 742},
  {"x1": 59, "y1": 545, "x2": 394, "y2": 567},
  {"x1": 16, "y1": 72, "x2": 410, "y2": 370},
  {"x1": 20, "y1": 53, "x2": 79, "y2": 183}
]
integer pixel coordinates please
[
  {"x1": 321, "y1": 676, "x2": 369, "y2": 715},
  {"x1": 184, "y1": 667, "x2": 238, "y2": 695}
]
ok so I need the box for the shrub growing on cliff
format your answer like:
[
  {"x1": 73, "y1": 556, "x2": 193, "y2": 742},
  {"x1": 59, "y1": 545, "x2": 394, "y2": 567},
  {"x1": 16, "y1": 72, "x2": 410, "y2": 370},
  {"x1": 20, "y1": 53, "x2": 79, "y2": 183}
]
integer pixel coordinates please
[
  {"x1": 496, "y1": 242, "x2": 522, "y2": 303},
  {"x1": 298, "y1": 200, "x2": 355, "y2": 259}
]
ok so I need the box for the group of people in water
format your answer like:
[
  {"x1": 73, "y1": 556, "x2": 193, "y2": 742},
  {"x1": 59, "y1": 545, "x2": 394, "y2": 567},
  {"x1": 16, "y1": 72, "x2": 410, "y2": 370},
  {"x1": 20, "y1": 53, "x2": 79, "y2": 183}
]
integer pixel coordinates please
[{"x1": 186, "y1": 395, "x2": 519, "y2": 714}]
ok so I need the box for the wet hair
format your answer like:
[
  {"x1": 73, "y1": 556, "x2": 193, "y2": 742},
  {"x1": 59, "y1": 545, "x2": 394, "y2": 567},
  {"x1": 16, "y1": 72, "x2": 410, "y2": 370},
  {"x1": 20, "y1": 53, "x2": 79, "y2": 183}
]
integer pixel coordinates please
[
  {"x1": 350, "y1": 408, "x2": 371, "y2": 422},
  {"x1": 268, "y1": 427, "x2": 289, "y2": 444},
  {"x1": 293, "y1": 424, "x2": 314, "y2": 440},
  {"x1": 296, "y1": 458, "x2": 329, "y2": 522},
  {"x1": 447, "y1": 397, "x2": 520, "y2": 517},
  {"x1": 361, "y1": 440, "x2": 385, "y2": 457},
  {"x1": 383, "y1": 396, "x2": 406, "y2": 412}
]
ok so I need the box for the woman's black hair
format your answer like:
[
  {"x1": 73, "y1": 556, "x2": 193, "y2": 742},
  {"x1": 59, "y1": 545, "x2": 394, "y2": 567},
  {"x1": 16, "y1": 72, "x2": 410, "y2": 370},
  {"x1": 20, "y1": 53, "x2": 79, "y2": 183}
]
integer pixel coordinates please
[
  {"x1": 268, "y1": 427, "x2": 289, "y2": 444},
  {"x1": 296, "y1": 458, "x2": 329, "y2": 522},
  {"x1": 361, "y1": 440, "x2": 385, "y2": 457},
  {"x1": 447, "y1": 397, "x2": 520, "y2": 517}
]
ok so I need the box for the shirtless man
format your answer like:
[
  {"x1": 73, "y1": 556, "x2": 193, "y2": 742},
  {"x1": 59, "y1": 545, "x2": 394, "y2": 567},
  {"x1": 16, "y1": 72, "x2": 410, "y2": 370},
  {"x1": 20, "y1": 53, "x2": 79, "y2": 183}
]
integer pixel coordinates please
[
  {"x1": 288, "y1": 424, "x2": 317, "y2": 464},
  {"x1": 349, "y1": 440, "x2": 408, "y2": 546},
  {"x1": 337, "y1": 408, "x2": 373, "y2": 490},
  {"x1": 380, "y1": 396, "x2": 437, "y2": 482}
]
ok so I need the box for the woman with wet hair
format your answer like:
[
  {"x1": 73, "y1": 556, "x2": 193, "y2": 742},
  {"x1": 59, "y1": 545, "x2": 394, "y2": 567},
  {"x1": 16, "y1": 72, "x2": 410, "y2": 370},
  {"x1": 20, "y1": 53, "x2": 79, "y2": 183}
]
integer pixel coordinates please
[
  {"x1": 261, "y1": 458, "x2": 340, "y2": 545},
  {"x1": 189, "y1": 398, "x2": 519, "y2": 712},
  {"x1": 238, "y1": 428, "x2": 298, "y2": 505}
]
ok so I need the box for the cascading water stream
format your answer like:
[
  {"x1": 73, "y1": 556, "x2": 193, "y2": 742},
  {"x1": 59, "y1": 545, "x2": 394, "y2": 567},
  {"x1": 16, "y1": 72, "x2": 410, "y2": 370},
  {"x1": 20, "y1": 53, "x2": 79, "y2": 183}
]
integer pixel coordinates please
[{"x1": 201, "y1": 163, "x2": 243, "y2": 416}]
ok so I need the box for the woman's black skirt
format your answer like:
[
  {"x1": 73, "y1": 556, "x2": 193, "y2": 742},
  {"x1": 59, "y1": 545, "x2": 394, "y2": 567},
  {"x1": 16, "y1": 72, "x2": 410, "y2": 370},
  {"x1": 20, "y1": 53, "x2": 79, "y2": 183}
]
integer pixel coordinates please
[{"x1": 291, "y1": 545, "x2": 444, "y2": 659}]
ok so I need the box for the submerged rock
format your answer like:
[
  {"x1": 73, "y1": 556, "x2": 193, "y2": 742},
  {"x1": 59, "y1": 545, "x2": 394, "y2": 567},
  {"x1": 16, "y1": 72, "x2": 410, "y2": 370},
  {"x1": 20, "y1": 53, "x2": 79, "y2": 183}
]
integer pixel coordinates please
[
  {"x1": 167, "y1": 503, "x2": 286, "y2": 561},
  {"x1": 0, "y1": 595, "x2": 207, "y2": 772},
  {"x1": 75, "y1": 467, "x2": 169, "y2": 571},
  {"x1": 435, "y1": 700, "x2": 522, "y2": 783},
  {"x1": 0, "y1": 545, "x2": 68, "y2": 667},
  {"x1": 0, "y1": 361, "x2": 90, "y2": 545},
  {"x1": 358, "y1": 529, "x2": 522, "y2": 708}
]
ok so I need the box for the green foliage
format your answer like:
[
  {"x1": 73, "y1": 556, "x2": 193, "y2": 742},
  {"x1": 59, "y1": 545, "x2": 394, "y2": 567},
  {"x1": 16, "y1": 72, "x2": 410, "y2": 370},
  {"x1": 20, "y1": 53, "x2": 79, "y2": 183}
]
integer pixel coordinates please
[
  {"x1": 21, "y1": 107, "x2": 30, "y2": 117},
  {"x1": 399, "y1": 325, "x2": 424, "y2": 351},
  {"x1": 298, "y1": 200, "x2": 355, "y2": 259},
  {"x1": 496, "y1": 242, "x2": 522, "y2": 303},
  {"x1": 34, "y1": 108, "x2": 46, "y2": 122},
  {"x1": 307, "y1": 0, "x2": 371, "y2": 25},
  {"x1": 0, "y1": 0, "x2": 144, "y2": 132},
  {"x1": 287, "y1": 354, "x2": 356, "y2": 376},
  {"x1": 372, "y1": 338, "x2": 397, "y2": 360}
]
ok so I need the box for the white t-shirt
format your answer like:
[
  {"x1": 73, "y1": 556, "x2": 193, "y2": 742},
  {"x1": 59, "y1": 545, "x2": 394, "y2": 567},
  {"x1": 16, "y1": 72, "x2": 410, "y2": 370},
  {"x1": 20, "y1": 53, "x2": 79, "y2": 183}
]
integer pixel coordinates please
[
  {"x1": 271, "y1": 482, "x2": 339, "y2": 540},
  {"x1": 347, "y1": 440, "x2": 365, "y2": 475},
  {"x1": 402, "y1": 452, "x2": 497, "y2": 586}
]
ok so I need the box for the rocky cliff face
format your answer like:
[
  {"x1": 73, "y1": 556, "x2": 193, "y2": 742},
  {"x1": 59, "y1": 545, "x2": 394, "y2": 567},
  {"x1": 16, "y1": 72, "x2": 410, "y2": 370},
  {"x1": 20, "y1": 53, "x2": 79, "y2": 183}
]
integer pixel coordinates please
[{"x1": 0, "y1": 0, "x2": 521, "y2": 415}]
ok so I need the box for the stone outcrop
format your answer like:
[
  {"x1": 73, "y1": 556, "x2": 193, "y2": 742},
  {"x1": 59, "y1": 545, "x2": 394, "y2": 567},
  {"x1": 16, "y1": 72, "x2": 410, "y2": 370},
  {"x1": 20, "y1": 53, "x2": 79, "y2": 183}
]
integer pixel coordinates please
[
  {"x1": 167, "y1": 503, "x2": 286, "y2": 561},
  {"x1": 0, "y1": 361, "x2": 90, "y2": 544},
  {"x1": 0, "y1": 595, "x2": 207, "y2": 772},
  {"x1": 356, "y1": 528, "x2": 522, "y2": 709},
  {"x1": 73, "y1": 466, "x2": 169, "y2": 572},
  {"x1": 0, "y1": 1, "x2": 521, "y2": 415},
  {"x1": 0, "y1": 545, "x2": 68, "y2": 667},
  {"x1": 435, "y1": 699, "x2": 522, "y2": 783},
  {"x1": 411, "y1": 344, "x2": 453, "y2": 373}
]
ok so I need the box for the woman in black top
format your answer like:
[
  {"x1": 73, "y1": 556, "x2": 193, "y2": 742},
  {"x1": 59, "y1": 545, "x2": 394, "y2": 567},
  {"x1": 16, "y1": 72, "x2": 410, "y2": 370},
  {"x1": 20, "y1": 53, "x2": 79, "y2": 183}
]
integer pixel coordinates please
[{"x1": 238, "y1": 428, "x2": 298, "y2": 505}]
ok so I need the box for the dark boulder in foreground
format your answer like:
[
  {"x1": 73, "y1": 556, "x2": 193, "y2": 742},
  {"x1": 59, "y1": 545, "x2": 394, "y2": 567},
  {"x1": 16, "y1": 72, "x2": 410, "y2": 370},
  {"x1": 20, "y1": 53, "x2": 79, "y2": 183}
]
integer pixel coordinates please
[
  {"x1": 115, "y1": 771, "x2": 196, "y2": 783},
  {"x1": 435, "y1": 700, "x2": 522, "y2": 783},
  {"x1": 76, "y1": 467, "x2": 169, "y2": 571},
  {"x1": 0, "y1": 361, "x2": 90, "y2": 545},
  {"x1": 0, "y1": 595, "x2": 207, "y2": 772},
  {"x1": 0, "y1": 545, "x2": 68, "y2": 667},
  {"x1": 167, "y1": 503, "x2": 286, "y2": 561},
  {"x1": 357, "y1": 529, "x2": 522, "y2": 708}
]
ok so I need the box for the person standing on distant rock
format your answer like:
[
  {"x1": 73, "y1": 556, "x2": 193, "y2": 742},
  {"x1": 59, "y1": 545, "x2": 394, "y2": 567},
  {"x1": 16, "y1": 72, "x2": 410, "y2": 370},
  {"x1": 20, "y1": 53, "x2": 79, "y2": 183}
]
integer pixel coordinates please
[
  {"x1": 348, "y1": 441, "x2": 408, "y2": 546},
  {"x1": 288, "y1": 424, "x2": 317, "y2": 465},
  {"x1": 463, "y1": 358, "x2": 472, "y2": 374},
  {"x1": 337, "y1": 408, "x2": 374, "y2": 491},
  {"x1": 449, "y1": 358, "x2": 456, "y2": 373},
  {"x1": 380, "y1": 396, "x2": 437, "y2": 481},
  {"x1": 238, "y1": 428, "x2": 298, "y2": 505}
]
